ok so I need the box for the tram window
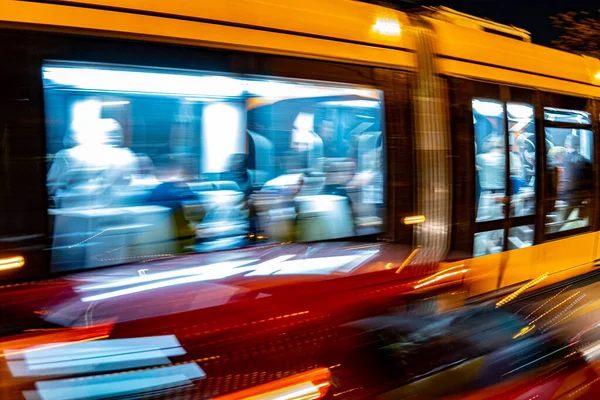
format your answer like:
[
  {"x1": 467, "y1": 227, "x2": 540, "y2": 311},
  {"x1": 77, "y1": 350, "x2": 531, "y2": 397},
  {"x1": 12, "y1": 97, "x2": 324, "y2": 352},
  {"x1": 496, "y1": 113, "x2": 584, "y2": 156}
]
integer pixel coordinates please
[
  {"x1": 508, "y1": 225, "x2": 534, "y2": 250},
  {"x1": 474, "y1": 229, "x2": 504, "y2": 257},
  {"x1": 42, "y1": 62, "x2": 385, "y2": 272},
  {"x1": 544, "y1": 108, "x2": 591, "y2": 125},
  {"x1": 507, "y1": 103, "x2": 536, "y2": 218},
  {"x1": 544, "y1": 108, "x2": 593, "y2": 235},
  {"x1": 473, "y1": 99, "x2": 506, "y2": 222}
]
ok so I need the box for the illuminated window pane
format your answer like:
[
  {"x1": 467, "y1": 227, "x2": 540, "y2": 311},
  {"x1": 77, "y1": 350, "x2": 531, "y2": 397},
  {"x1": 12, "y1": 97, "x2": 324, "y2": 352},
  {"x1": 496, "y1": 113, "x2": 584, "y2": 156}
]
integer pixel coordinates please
[
  {"x1": 42, "y1": 62, "x2": 385, "y2": 272},
  {"x1": 508, "y1": 225, "x2": 534, "y2": 250},
  {"x1": 507, "y1": 103, "x2": 536, "y2": 218},
  {"x1": 544, "y1": 107, "x2": 593, "y2": 235},
  {"x1": 473, "y1": 99, "x2": 506, "y2": 222},
  {"x1": 544, "y1": 108, "x2": 591, "y2": 125},
  {"x1": 474, "y1": 229, "x2": 504, "y2": 257}
]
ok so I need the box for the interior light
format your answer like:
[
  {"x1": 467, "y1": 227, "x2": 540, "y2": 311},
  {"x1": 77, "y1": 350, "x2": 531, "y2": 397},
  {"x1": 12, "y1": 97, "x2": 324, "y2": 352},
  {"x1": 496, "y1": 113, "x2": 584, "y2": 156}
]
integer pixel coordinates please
[
  {"x1": 320, "y1": 100, "x2": 380, "y2": 108},
  {"x1": 473, "y1": 99, "x2": 504, "y2": 117},
  {"x1": 595, "y1": 72, "x2": 600, "y2": 80},
  {"x1": 184, "y1": 97, "x2": 219, "y2": 102},
  {"x1": 101, "y1": 101, "x2": 130, "y2": 106},
  {"x1": 0, "y1": 256, "x2": 25, "y2": 271},
  {"x1": 214, "y1": 367, "x2": 331, "y2": 400},
  {"x1": 202, "y1": 102, "x2": 245, "y2": 173},
  {"x1": 373, "y1": 18, "x2": 402, "y2": 36},
  {"x1": 245, "y1": 80, "x2": 375, "y2": 100},
  {"x1": 507, "y1": 104, "x2": 533, "y2": 119},
  {"x1": 43, "y1": 67, "x2": 245, "y2": 97},
  {"x1": 403, "y1": 215, "x2": 426, "y2": 225}
]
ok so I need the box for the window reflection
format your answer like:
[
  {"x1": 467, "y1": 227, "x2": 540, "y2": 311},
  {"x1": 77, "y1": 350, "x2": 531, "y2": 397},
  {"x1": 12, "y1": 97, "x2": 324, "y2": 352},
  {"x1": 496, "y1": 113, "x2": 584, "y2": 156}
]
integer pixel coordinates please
[
  {"x1": 474, "y1": 229, "x2": 504, "y2": 257},
  {"x1": 544, "y1": 108, "x2": 593, "y2": 234},
  {"x1": 473, "y1": 99, "x2": 506, "y2": 222},
  {"x1": 43, "y1": 63, "x2": 385, "y2": 271},
  {"x1": 508, "y1": 225, "x2": 534, "y2": 250}
]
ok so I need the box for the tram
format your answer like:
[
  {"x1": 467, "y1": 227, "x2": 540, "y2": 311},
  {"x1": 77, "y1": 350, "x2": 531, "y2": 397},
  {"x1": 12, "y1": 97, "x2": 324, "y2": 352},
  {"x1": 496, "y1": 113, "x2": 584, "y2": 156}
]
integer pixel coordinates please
[{"x1": 1, "y1": 0, "x2": 600, "y2": 299}]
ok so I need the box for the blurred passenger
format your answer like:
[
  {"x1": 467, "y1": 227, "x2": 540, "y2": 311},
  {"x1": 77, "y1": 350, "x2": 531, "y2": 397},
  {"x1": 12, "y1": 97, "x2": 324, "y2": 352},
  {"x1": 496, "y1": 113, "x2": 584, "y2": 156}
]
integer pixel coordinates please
[
  {"x1": 475, "y1": 136, "x2": 505, "y2": 221},
  {"x1": 476, "y1": 136, "x2": 505, "y2": 192},
  {"x1": 319, "y1": 119, "x2": 349, "y2": 158},
  {"x1": 323, "y1": 159, "x2": 356, "y2": 198},
  {"x1": 148, "y1": 154, "x2": 202, "y2": 251},
  {"x1": 149, "y1": 155, "x2": 197, "y2": 210},
  {"x1": 563, "y1": 134, "x2": 593, "y2": 221},
  {"x1": 222, "y1": 153, "x2": 251, "y2": 195},
  {"x1": 323, "y1": 159, "x2": 358, "y2": 231},
  {"x1": 548, "y1": 146, "x2": 567, "y2": 194},
  {"x1": 564, "y1": 135, "x2": 592, "y2": 191},
  {"x1": 136, "y1": 154, "x2": 157, "y2": 178}
]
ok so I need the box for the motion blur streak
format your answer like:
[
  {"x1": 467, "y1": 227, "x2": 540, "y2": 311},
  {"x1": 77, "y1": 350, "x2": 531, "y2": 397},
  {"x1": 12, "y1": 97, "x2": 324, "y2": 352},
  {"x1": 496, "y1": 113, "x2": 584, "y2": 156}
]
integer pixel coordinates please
[
  {"x1": 79, "y1": 259, "x2": 259, "y2": 291},
  {"x1": 415, "y1": 264, "x2": 464, "y2": 283},
  {"x1": 2, "y1": 335, "x2": 108, "y2": 358},
  {"x1": 214, "y1": 367, "x2": 331, "y2": 400},
  {"x1": 0, "y1": 256, "x2": 25, "y2": 270},
  {"x1": 81, "y1": 254, "x2": 373, "y2": 302},
  {"x1": 413, "y1": 269, "x2": 469, "y2": 289},
  {"x1": 513, "y1": 325, "x2": 535, "y2": 339},
  {"x1": 529, "y1": 291, "x2": 581, "y2": 325},
  {"x1": 23, "y1": 363, "x2": 206, "y2": 400},
  {"x1": 81, "y1": 271, "x2": 253, "y2": 302},
  {"x1": 0, "y1": 324, "x2": 113, "y2": 354},
  {"x1": 7, "y1": 335, "x2": 186, "y2": 377},
  {"x1": 496, "y1": 273, "x2": 549, "y2": 308},
  {"x1": 396, "y1": 247, "x2": 420, "y2": 274}
]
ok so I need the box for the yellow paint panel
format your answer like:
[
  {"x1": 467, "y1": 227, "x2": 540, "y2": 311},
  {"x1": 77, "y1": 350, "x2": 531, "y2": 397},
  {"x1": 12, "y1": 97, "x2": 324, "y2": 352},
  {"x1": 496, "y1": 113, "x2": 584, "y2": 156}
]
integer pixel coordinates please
[
  {"x1": 430, "y1": 17, "x2": 600, "y2": 97},
  {"x1": 439, "y1": 58, "x2": 600, "y2": 99},
  {"x1": 499, "y1": 246, "x2": 536, "y2": 289},
  {"x1": 464, "y1": 252, "x2": 501, "y2": 298},
  {"x1": 462, "y1": 233, "x2": 596, "y2": 300},
  {"x1": 52, "y1": 0, "x2": 415, "y2": 50},
  {"x1": 594, "y1": 231, "x2": 600, "y2": 265},
  {"x1": 534, "y1": 233, "x2": 595, "y2": 287},
  {"x1": 0, "y1": 0, "x2": 415, "y2": 70}
]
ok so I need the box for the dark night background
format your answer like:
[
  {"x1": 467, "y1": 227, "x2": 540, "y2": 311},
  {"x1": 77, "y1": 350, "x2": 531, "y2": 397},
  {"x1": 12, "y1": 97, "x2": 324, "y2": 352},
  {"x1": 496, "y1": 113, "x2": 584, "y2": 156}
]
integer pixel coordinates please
[{"x1": 384, "y1": 0, "x2": 599, "y2": 46}]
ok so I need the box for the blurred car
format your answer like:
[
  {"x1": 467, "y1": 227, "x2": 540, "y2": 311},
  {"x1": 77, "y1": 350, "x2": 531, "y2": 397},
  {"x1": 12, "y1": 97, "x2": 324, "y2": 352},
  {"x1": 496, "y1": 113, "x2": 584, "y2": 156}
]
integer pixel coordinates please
[{"x1": 0, "y1": 243, "x2": 599, "y2": 399}]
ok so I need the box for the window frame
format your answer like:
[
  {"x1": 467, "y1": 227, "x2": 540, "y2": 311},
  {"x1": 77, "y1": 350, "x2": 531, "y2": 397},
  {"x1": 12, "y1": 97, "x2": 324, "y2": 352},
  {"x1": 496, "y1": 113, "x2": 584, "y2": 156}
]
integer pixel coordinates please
[
  {"x1": 0, "y1": 28, "x2": 413, "y2": 279},
  {"x1": 450, "y1": 80, "x2": 538, "y2": 258},
  {"x1": 450, "y1": 79, "x2": 600, "y2": 258},
  {"x1": 539, "y1": 92, "x2": 598, "y2": 242}
]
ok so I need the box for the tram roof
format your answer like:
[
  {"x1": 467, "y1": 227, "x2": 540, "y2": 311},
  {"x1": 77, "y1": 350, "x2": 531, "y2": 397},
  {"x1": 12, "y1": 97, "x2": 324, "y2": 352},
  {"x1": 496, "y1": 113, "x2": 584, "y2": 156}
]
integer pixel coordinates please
[{"x1": 1, "y1": 0, "x2": 600, "y2": 98}]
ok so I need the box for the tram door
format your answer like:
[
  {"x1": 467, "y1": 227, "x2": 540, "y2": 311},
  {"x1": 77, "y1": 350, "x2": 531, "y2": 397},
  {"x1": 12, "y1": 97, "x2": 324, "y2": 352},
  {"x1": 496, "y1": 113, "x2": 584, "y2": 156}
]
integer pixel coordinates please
[
  {"x1": 533, "y1": 101, "x2": 596, "y2": 285},
  {"x1": 471, "y1": 98, "x2": 538, "y2": 290}
]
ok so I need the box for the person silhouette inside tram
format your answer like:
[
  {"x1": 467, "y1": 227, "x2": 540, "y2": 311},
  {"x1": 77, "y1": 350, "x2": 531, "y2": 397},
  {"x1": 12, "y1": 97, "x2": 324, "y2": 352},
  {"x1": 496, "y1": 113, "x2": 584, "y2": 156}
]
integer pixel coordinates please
[
  {"x1": 562, "y1": 134, "x2": 593, "y2": 222},
  {"x1": 47, "y1": 99, "x2": 138, "y2": 209},
  {"x1": 475, "y1": 136, "x2": 505, "y2": 220},
  {"x1": 147, "y1": 154, "x2": 202, "y2": 251}
]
